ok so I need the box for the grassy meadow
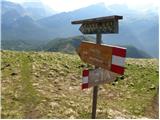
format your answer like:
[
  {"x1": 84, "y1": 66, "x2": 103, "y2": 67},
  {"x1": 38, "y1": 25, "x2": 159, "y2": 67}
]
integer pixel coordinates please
[{"x1": 1, "y1": 50, "x2": 159, "y2": 119}]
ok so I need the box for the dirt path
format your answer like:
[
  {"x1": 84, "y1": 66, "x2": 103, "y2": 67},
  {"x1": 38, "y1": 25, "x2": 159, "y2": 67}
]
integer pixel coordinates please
[
  {"x1": 20, "y1": 54, "x2": 41, "y2": 118},
  {"x1": 145, "y1": 87, "x2": 159, "y2": 119}
]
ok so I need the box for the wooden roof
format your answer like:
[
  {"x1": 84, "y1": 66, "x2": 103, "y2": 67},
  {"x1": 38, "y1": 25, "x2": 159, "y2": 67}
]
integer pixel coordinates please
[{"x1": 71, "y1": 15, "x2": 123, "y2": 24}]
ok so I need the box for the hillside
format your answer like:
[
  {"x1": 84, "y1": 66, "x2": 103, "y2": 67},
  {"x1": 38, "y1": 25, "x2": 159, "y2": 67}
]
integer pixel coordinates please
[
  {"x1": 1, "y1": 35, "x2": 151, "y2": 58},
  {"x1": 1, "y1": 50, "x2": 158, "y2": 119},
  {"x1": 41, "y1": 36, "x2": 151, "y2": 58},
  {"x1": 41, "y1": 36, "x2": 96, "y2": 53}
]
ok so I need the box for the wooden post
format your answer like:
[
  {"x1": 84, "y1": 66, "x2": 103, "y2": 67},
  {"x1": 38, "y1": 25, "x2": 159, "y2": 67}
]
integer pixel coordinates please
[
  {"x1": 71, "y1": 15, "x2": 123, "y2": 119},
  {"x1": 91, "y1": 33, "x2": 102, "y2": 119}
]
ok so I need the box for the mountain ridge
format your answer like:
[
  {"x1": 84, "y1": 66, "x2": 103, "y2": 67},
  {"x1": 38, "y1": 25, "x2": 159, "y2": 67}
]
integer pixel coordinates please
[{"x1": 1, "y1": 1, "x2": 158, "y2": 58}]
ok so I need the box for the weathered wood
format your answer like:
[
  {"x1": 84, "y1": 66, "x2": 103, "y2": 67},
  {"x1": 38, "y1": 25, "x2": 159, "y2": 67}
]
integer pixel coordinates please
[
  {"x1": 77, "y1": 41, "x2": 126, "y2": 75},
  {"x1": 71, "y1": 15, "x2": 123, "y2": 24},
  {"x1": 88, "y1": 68, "x2": 118, "y2": 87},
  {"x1": 91, "y1": 33, "x2": 102, "y2": 119},
  {"x1": 72, "y1": 15, "x2": 122, "y2": 34},
  {"x1": 77, "y1": 41, "x2": 113, "y2": 70}
]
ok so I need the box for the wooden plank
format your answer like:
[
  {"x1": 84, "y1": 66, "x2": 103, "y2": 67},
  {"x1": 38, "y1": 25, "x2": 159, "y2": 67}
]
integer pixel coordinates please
[
  {"x1": 82, "y1": 68, "x2": 118, "y2": 89},
  {"x1": 77, "y1": 41, "x2": 126, "y2": 75},
  {"x1": 88, "y1": 68, "x2": 118, "y2": 87},
  {"x1": 71, "y1": 15, "x2": 123, "y2": 24},
  {"x1": 77, "y1": 41, "x2": 113, "y2": 70}
]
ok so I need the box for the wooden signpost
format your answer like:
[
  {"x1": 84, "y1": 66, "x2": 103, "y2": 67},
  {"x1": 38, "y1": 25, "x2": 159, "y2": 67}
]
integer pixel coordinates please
[{"x1": 71, "y1": 15, "x2": 125, "y2": 119}]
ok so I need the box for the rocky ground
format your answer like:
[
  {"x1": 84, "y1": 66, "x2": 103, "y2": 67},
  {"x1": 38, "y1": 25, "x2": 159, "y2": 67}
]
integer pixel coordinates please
[{"x1": 1, "y1": 50, "x2": 159, "y2": 119}]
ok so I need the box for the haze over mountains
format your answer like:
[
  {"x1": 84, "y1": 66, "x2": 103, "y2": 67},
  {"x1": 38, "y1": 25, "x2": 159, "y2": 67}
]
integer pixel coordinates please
[{"x1": 1, "y1": 0, "x2": 159, "y2": 58}]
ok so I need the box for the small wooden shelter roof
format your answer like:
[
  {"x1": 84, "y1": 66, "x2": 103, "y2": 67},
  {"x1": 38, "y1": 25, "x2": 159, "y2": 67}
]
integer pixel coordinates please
[{"x1": 71, "y1": 15, "x2": 123, "y2": 24}]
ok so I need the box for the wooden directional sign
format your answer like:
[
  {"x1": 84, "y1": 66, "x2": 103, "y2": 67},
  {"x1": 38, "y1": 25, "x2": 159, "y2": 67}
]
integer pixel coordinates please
[
  {"x1": 79, "y1": 21, "x2": 117, "y2": 34},
  {"x1": 77, "y1": 41, "x2": 126, "y2": 75},
  {"x1": 72, "y1": 15, "x2": 124, "y2": 119},
  {"x1": 82, "y1": 68, "x2": 118, "y2": 89},
  {"x1": 71, "y1": 15, "x2": 123, "y2": 34}
]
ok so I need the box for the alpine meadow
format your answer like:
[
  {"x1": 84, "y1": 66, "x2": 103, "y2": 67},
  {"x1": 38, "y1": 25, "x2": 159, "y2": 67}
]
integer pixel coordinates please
[{"x1": 1, "y1": 0, "x2": 159, "y2": 119}]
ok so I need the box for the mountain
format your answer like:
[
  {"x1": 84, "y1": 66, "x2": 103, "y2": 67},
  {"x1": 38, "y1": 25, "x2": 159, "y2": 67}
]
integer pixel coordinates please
[
  {"x1": 1, "y1": 2, "x2": 158, "y2": 58},
  {"x1": 1, "y1": 1, "x2": 52, "y2": 47},
  {"x1": 38, "y1": 3, "x2": 110, "y2": 37},
  {"x1": 37, "y1": 3, "x2": 159, "y2": 57},
  {"x1": 1, "y1": 1, "x2": 26, "y2": 15},
  {"x1": 22, "y1": 1, "x2": 56, "y2": 20},
  {"x1": 1, "y1": 1, "x2": 27, "y2": 25}
]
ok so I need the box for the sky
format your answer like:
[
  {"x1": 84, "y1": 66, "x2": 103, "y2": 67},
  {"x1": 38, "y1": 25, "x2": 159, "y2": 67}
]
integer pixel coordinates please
[{"x1": 4, "y1": 0, "x2": 160, "y2": 12}]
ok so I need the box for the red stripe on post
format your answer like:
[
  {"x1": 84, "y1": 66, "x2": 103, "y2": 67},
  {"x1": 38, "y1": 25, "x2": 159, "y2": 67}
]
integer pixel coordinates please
[
  {"x1": 112, "y1": 47, "x2": 126, "y2": 57},
  {"x1": 82, "y1": 69, "x2": 89, "y2": 77},
  {"x1": 82, "y1": 83, "x2": 89, "y2": 89},
  {"x1": 111, "y1": 64, "x2": 125, "y2": 75}
]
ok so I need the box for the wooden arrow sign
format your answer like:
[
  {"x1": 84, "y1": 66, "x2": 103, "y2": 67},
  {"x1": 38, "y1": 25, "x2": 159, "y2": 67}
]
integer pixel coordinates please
[
  {"x1": 77, "y1": 41, "x2": 126, "y2": 75},
  {"x1": 79, "y1": 21, "x2": 118, "y2": 34},
  {"x1": 71, "y1": 15, "x2": 123, "y2": 34},
  {"x1": 82, "y1": 68, "x2": 118, "y2": 89}
]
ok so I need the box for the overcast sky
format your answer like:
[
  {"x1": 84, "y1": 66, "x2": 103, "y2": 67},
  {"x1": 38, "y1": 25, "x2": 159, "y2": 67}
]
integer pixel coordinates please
[{"x1": 5, "y1": 0, "x2": 159, "y2": 12}]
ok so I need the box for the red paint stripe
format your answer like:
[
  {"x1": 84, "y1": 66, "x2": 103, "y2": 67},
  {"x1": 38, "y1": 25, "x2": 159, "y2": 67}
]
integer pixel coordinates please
[
  {"x1": 83, "y1": 69, "x2": 89, "y2": 77},
  {"x1": 111, "y1": 64, "x2": 125, "y2": 75},
  {"x1": 112, "y1": 47, "x2": 126, "y2": 57},
  {"x1": 82, "y1": 83, "x2": 89, "y2": 89}
]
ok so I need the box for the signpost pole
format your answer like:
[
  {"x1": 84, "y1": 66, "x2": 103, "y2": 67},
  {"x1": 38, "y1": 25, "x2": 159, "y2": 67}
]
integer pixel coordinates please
[{"x1": 91, "y1": 33, "x2": 102, "y2": 119}]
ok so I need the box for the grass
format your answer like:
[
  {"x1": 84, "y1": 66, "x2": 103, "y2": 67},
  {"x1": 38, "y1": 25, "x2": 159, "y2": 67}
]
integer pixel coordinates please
[{"x1": 1, "y1": 50, "x2": 159, "y2": 119}]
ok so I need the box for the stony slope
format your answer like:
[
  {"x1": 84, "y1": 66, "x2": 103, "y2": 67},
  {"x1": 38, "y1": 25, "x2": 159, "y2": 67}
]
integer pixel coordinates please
[{"x1": 1, "y1": 50, "x2": 159, "y2": 119}]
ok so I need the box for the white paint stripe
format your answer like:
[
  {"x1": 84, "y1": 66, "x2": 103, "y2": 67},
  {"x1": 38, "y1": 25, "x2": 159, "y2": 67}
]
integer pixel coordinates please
[
  {"x1": 112, "y1": 55, "x2": 125, "y2": 67},
  {"x1": 82, "y1": 77, "x2": 88, "y2": 83}
]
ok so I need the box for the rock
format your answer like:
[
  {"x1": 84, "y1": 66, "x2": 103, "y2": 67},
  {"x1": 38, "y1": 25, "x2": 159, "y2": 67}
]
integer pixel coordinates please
[
  {"x1": 126, "y1": 95, "x2": 132, "y2": 99},
  {"x1": 77, "y1": 64, "x2": 86, "y2": 68},
  {"x1": 69, "y1": 115, "x2": 75, "y2": 119},
  {"x1": 59, "y1": 71, "x2": 65, "y2": 76},
  {"x1": 108, "y1": 93, "x2": 114, "y2": 98},
  {"x1": 150, "y1": 84, "x2": 156, "y2": 90},
  {"x1": 32, "y1": 83, "x2": 39, "y2": 86},
  {"x1": 11, "y1": 72, "x2": 18, "y2": 76},
  {"x1": 48, "y1": 72, "x2": 54, "y2": 77},
  {"x1": 1, "y1": 63, "x2": 10, "y2": 70},
  {"x1": 69, "y1": 101, "x2": 74, "y2": 105},
  {"x1": 64, "y1": 64, "x2": 69, "y2": 69},
  {"x1": 41, "y1": 99, "x2": 47, "y2": 102},
  {"x1": 53, "y1": 80, "x2": 58, "y2": 84},
  {"x1": 58, "y1": 87, "x2": 62, "y2": 91},
  {"x1": 120, "y1": 75, "x2": 125, "y2": 80},
  {"x1": 49, "y1": 102, "x2": 59, "y2": 108},
  {"x1": 112, "y1": 82, "x2": 115, "y2": 86},
  {"x1": 130, "y1": 82, "x2": 134, "y2": 87},
  {"x1": 34, "y1": 72, "x2": 39, "y2": 77},
  {"x1": 64, "y1": 108, "x2": 76, "y2": 115}
]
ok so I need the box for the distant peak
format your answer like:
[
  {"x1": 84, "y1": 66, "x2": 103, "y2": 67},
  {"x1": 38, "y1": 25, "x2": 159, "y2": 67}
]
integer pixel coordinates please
[
  {"x1": 87, "y1": 2, "x2": 106, "y2": 8},
  {"x1": 23, "y1": 0, "x2": 41, "y2": 2}
]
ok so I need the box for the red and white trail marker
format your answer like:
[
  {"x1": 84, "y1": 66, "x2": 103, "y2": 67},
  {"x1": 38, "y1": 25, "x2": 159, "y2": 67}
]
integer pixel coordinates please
[
  {"x1": 111, "y1": 47, "x2": 126, "y2": 75},
  {"x1": 82, "y1": 69, "x2": 89, "y2": 89}
]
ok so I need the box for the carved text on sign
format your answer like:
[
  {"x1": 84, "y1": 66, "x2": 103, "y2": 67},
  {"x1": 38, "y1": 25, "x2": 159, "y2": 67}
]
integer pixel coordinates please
[{"x1": 79, "y1": 21, "x2": 118, "y2": 34}]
